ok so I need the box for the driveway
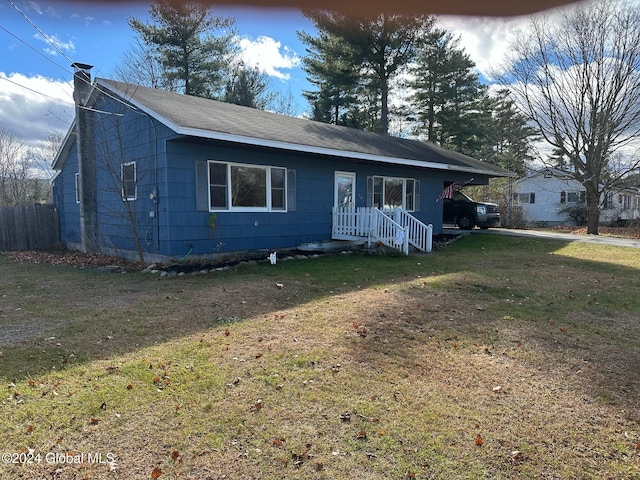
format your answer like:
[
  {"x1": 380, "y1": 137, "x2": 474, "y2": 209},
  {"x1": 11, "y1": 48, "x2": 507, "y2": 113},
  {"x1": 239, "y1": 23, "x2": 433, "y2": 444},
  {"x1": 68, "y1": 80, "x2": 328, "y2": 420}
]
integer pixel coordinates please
[{"x1": 444, "y1": 227, "x2": 640, "y2": 249}]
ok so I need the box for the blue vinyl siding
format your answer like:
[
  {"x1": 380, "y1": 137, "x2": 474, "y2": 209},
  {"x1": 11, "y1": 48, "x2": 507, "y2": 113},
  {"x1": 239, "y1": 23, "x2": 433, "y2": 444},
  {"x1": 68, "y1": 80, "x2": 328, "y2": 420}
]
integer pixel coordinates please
[
  {"x1": 55, "y1": 91, "x2": 483, "y2": 260},
  {"x1": 53, "y1": 142, "x2": 81, "y2": 247}
]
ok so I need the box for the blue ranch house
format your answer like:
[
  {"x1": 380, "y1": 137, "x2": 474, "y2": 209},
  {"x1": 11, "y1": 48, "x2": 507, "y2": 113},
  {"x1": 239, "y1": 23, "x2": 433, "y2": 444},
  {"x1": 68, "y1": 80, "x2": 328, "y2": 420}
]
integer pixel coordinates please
[{"x1": 52, "y1": 64, "x2": 513, "y2": 263}]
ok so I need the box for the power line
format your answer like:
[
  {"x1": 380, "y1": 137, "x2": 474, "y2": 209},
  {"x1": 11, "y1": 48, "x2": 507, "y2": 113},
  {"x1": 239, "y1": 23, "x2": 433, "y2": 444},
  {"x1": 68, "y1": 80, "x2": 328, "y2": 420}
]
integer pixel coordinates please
[
  {"x1": 0, "y1": 75, "x2": 72, "y2": 103},
  {"x1": 5, "y1": 0, "x2": 76, "y2": 65},
  {"x1": 0, "y1": 24, "x2": 72, "y2": 76},
  {"x1": 5, "y1": 0, "x2": 139, "y2": 114}
]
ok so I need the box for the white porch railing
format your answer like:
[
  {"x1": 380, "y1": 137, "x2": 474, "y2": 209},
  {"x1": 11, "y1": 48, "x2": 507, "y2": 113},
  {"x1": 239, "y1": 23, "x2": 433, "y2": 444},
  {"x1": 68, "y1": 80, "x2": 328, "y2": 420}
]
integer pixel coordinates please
[
  {"x1": 332, "y1": 206, "x2": 432, "y2": 254},
  {"x1": 386, "y1": 208, "x2": 433, "y2": 253}
]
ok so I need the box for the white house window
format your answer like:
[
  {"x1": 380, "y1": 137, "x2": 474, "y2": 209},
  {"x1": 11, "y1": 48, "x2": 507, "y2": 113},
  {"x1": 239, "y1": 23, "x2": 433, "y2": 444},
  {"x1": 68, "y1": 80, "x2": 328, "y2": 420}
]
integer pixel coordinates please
[
  {"x1": 371, "y1": 176, "x2": 418, "y2": 211},
  {"x1": 208, "y1": 161, "x2": 286, "y2": 212},
  {"x1": 560, "y1": 190, "x2": 585, "y2": 203},
  {"x1": 514, "y1": 192, "x2": 535, "y2": 204},
  {"x1": 75, "y1": 172, "x2": 80, "y2": 204},
  {"x1": 122, "y1": 162, "x2": 136, "y2": 201}
]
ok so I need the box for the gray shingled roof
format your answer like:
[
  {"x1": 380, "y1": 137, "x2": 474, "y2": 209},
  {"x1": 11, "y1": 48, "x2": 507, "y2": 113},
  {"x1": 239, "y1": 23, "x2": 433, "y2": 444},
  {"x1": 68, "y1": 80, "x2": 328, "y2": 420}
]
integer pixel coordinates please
[{"x1": 95, "y1": 78, "x2": 514, "y2": 178}]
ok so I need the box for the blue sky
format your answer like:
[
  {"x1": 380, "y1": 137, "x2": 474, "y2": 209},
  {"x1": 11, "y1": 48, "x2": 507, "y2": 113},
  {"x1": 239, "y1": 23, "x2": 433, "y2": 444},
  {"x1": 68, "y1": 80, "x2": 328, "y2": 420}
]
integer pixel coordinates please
[
  {"x1": 0, "y1": 0, "x2": 317, "y2": 149},
  {"x1": 0, "y1": 0, "x2": 556, "y2": 153}
]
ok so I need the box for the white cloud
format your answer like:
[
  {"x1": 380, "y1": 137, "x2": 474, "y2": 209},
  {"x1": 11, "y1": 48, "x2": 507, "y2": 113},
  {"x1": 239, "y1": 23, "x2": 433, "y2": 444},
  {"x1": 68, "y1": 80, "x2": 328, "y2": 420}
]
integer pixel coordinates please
[
  {"x1": 0, "y1": 73, "x2": 74, "y2": 150},
  {"x1": 27, "y1": 1, "x2": 42, "y2": 15},
  {"x1": 438, "y1": 15, "x2": 529, "y2": 81},
  {"x1": 238, "y1": 36, "x2": 301, "y2": 81},
  {"x1": 34, "y1": 32, "x2": 75, "y2": 56}
]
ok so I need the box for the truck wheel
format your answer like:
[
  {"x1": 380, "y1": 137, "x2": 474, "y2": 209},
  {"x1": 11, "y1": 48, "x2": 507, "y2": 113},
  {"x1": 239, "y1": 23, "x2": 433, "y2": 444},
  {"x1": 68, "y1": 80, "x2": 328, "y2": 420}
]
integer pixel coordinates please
[{"x1": 458, "y1": 215, "x2": 475, "y2": 230}]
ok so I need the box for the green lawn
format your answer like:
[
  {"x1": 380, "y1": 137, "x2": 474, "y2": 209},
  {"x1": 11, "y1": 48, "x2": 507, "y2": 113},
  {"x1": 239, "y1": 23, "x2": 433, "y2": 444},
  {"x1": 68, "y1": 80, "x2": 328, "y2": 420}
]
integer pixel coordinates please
[{"x1": 1, "y1": 235, "x2": 639, "y2": 479}]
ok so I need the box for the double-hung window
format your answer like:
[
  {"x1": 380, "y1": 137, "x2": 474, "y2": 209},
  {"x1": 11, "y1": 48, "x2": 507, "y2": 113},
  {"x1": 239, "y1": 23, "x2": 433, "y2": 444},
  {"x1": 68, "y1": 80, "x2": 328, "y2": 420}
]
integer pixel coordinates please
[
  {"x1": 208, "y1": 161, "x2": 287, "y2": 212},
  {"x1": 122, "y1": 162, "x2": 136, "y2": 201}
]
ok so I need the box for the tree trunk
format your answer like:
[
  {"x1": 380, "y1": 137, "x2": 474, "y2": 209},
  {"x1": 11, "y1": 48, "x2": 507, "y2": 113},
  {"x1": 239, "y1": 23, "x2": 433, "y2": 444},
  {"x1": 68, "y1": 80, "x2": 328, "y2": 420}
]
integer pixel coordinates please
[
  {"x1": 380, "y1": 74, "x2": 389, "y2": 134},
  {"x1": 585, "y1": 182, "x2": 600, "y2": 235}
]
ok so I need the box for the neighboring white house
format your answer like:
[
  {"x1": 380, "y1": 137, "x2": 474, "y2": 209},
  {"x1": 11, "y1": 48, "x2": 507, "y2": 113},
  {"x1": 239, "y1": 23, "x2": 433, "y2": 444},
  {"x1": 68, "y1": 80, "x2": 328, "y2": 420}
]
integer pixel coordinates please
[{"x1": 513, "y1": 167, "x2": 640, "y2": 226}]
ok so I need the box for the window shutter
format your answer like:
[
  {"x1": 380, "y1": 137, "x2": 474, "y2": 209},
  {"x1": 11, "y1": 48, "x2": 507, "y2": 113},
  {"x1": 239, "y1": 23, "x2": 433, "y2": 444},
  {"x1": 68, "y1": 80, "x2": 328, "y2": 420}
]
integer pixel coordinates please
[
  {"x1": 366, "y1": 176, "x2": 373, "y2": 207},
  {"x1": 414, "y1": 180, "x2": 420, "y2": 211},
  {"x1": 530, "y1": 192, "x2": 535, "y2": 204},
  {"x1": 287, "y1": 169, "x2": 296, "y2": 212},
  {"x1": 195, "y1": 160, "x2": 208, "y2": 211}
]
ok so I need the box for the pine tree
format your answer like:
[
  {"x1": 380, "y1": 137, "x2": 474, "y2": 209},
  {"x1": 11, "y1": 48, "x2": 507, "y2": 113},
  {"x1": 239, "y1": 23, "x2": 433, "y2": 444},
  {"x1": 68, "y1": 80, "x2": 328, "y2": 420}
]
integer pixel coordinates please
[
  {"x1": 408, "y1": 29, "x2": 486, "y2": 154},
  {"x1": 299, "y1": 11, "x2": 433, "y2": 134},
  {"x1": 128, "y1": 0, "x2": 236, "y2": 98}
]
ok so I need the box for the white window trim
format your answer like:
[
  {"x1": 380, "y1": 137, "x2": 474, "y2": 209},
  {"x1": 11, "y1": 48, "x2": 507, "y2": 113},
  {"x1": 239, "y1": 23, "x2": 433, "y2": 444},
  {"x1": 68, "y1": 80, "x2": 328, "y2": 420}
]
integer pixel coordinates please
[
  {"x1": 121, "y1": 161, "x2": 137, "y2": 201},
  {"x1": 208, "y1": 160, "x2": 287, "y2": 213},
  {"x1": 335, "y1": 171, "x2": 356, "y2": 208},
  {"x1": 373, "y1": 175, "x2": 417, "y2": 212}
]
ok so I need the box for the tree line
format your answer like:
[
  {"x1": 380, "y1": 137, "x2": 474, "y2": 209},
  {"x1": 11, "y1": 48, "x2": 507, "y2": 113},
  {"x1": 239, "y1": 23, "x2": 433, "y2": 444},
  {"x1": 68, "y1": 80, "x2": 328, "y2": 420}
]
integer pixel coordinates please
[
  {"x1": 115, "y1": 1, "x2": 536, "y2": 177},
  {"x1": 8, "y1": 0, "x2": 638, "y2": 236},
  {"x1": 119, "y1": 0, "x2": 640, "y2": 235}
]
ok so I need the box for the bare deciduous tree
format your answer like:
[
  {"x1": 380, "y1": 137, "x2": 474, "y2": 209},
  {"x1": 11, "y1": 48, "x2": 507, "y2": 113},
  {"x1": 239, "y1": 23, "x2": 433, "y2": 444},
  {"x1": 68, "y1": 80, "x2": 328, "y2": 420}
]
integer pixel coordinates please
[
  {"x1": 0, "y1": 127, "x2": 32, "y2": 206},
  {"x1": 498, "y1": 0, "x2": 640, "y2": 234}
]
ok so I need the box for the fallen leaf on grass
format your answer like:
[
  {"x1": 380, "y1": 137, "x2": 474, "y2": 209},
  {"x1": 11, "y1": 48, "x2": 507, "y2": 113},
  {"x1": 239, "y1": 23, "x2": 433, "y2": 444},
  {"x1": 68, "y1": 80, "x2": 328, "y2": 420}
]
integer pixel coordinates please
[
  {"x1": 89, "y1": 418, "x2": 100, "y2": 425},
  {"x1": 249, "y1": 399, "x2": 263, "y2": 412},
  {"x1": 475, "y1": 434, "x2": 484, "y2": 446},
  {"x1": 224, "y1": 329, "x2": 230, "y2": 337},
  {"x1": 171, "y1": 450, "x2": 180, "y2": 460},
  {"x1": 151, "y1": 467, "x2": 162, "y2": 478},
  {"x1": 355, "y1": 430, "x2": 367, "y2": 440},
  {"x1": 272, "y1": 438, "x2": 285, "y2": 446},
  {"x1": 26, "y1": 425, "x2": 33, "y2": 433}
]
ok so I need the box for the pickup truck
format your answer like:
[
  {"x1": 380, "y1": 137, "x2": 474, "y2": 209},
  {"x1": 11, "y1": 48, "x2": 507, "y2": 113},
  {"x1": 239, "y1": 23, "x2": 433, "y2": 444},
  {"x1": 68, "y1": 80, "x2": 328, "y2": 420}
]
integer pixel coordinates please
[{"x1": 443, "y1": 190, "x2": 501, "y2": 230}]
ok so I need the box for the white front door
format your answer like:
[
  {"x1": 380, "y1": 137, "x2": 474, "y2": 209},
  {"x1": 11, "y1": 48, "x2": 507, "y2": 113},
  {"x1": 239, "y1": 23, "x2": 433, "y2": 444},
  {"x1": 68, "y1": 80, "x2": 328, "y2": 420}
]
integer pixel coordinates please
[{"x1": 335, "y1": 171, "x2": 355, "y2": 208}]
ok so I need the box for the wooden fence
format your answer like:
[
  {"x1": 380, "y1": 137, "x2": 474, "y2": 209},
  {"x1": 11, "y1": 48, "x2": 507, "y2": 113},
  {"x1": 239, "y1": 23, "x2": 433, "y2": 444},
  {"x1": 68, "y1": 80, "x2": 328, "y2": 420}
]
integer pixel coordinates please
[{"x1": 0, "y1": 204, "x2": 60, "y2": 251}]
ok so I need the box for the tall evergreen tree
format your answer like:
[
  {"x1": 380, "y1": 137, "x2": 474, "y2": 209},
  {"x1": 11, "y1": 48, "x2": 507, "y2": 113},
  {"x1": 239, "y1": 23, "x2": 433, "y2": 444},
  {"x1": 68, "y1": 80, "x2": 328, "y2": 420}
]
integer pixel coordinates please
[
  {"x1": 408, "y1": 29, "x2": 486, "y2": 154},
  {"x1": 475, "y1": 89, "x2": 538, "y2": 175},
  {"x1": 300, "y1": 11, "x2": 434, "y2": 134},
  {"x1": 128, "y1": 0, "x2": 237, "y2": 98},
  {"x1": 298, "y1": 29, "x2": 360, "y2": 125}
]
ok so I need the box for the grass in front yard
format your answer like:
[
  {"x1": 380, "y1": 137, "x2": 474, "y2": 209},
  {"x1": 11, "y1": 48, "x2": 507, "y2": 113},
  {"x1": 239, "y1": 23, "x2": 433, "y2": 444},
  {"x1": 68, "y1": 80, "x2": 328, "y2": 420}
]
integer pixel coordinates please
[{"x1": 1, "y1": 236, "x2": 639, "y2": 479}]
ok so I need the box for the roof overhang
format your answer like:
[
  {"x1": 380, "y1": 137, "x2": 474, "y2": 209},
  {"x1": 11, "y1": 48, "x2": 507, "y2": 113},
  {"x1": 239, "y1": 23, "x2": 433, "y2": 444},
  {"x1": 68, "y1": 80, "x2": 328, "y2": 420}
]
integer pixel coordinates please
[
  {"x1": 95, "y1": 78, "x2": 516, "y2": 179},
  {"x1": 52, "y1": 120, "x2": 77, "y2": 171}
]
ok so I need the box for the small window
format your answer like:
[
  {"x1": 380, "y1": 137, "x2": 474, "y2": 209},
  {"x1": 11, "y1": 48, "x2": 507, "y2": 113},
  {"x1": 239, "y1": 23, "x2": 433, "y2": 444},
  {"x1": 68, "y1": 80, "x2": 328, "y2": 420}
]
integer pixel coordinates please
[
  {"x1": 122, "y1": 162, "x2": 136, "y2": 201},
  {"x1": 515, "y1": 193, "x2": 534, "y2": 204},
  {"x1": 561, "y1": 190, "x2": 585, "y2": 203},
  {"x1": 75, "y1": 172, "x2": 80, "y2": 204},
  {"x1": 209, "y1": 162, "x2": 228, "y2": 209},
  {"x1": 271, "y1": 168, "x2": 286, "y2": 210}
]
